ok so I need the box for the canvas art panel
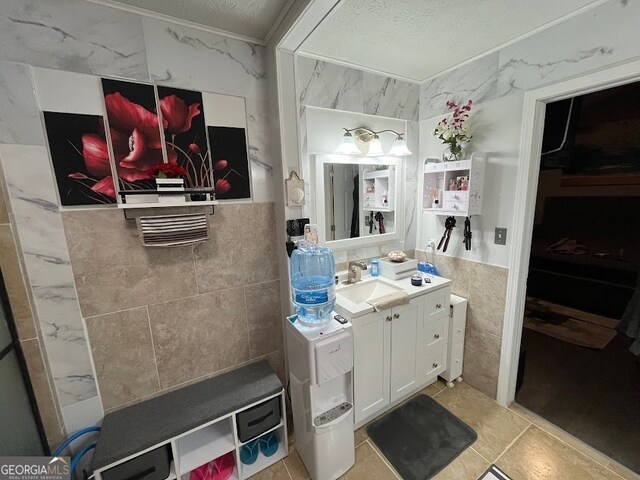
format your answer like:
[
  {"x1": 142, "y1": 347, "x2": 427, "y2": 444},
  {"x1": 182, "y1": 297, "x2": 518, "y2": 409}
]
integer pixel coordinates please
[
  {"x1": 156, "y1": 86, "x2": 212, "y2": 189},
  {"x1": 43, "y1": 111, "x2": 116, "y2": 206},
  {"x1": 208, "y1": 126, "x2": 251, "y2": 200},
  {"x1": 101, "y1": 78, "x2": 166, "y2": 193}
]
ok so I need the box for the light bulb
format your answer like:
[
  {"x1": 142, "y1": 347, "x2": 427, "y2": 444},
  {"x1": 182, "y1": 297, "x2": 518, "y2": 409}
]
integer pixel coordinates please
[
  {"x1": 388, "y1": 136, "x2": 412, "y2": 156},
  {"x1": 366, "y1": 135, "x2": 384, "y2": 156},
  {"x1": 335, "y1": 131, "x2": 361, "y2": 155}
]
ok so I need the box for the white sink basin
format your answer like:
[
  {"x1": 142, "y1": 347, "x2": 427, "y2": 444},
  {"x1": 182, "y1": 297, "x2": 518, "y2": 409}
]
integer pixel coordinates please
[{"x1": 336, "y1": 279, "x2": 403, "y2": 304}]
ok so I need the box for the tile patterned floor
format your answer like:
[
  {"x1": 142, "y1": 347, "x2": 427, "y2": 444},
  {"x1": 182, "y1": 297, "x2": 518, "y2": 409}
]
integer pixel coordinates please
[{"x1": 252, "y1": 380, "x2": 640, "y2": 479}]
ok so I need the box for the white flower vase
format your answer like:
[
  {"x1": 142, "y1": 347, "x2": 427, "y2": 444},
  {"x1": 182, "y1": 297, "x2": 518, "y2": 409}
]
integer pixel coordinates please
[{"x1": 156, "y1": 177, "x2": 186, "y2": 203}]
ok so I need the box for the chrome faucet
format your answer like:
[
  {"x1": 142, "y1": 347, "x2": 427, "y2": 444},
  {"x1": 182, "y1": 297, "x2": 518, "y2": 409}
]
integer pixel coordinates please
[{"x1": 347, "y1": 261, "x2": 368, "y2": 283}]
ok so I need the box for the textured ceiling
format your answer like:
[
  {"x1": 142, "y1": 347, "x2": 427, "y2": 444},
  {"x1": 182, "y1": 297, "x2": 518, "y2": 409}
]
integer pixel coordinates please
[
  {"x1": 299, "y1": 0, "x2": 601, "y2": 81},
  {"x1": 104, "y1": 0, "x2": 292, "y2": 41}
]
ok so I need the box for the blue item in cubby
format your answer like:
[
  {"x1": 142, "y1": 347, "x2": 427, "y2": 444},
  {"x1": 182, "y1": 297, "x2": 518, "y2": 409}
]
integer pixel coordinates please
[
  {"x1": 258, "y1": 431, "x2": 279, "y2": 457},
  {"x1": 240, "y1": 439, "x2": 260, "y2": 465}
]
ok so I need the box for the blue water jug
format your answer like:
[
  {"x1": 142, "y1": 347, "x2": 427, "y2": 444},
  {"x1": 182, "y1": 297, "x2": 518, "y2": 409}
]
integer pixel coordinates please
[{"x1": 290, "y1": 225, "x2": 336, "y2": 324}]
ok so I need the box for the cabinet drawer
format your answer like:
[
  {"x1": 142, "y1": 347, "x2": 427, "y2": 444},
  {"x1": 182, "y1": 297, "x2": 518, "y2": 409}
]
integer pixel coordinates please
[
  {"x1": 423, "y1": 349, "x2": 446, "y2": 378},
  {"x1": 423, "y1": 316, "x2": 447, "y2": 350},
  {"x1": 442, "y1": 191, "x2": 469, "y2": 203},
  {"x1": 442, "y1": 201, "x2": 468, "y2": 213},
  {"x1": 424, "y1": 288, "x2": 450, "y2": 318}
]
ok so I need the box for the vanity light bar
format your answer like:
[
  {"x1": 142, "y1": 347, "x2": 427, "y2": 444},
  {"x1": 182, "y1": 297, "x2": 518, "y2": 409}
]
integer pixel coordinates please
[{"x1": 335, "y1": 127, "x2": 412, "y2": 156}]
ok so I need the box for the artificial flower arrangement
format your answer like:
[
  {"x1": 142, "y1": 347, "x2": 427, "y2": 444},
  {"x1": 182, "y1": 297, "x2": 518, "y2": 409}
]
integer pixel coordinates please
[
  {"x1": 146, "y1": 162, "x2": 188, "y2": 178},
  {"x1": 433, "y1": 100, "x2": 473, "y2": 161}
]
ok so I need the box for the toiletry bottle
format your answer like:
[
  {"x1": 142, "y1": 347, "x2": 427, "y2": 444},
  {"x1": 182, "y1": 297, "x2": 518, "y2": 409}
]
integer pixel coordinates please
[
  {"x1": 382, "y1": 191, "x2": 388, "y2": 206},
  {"x1": 371, "y1": 258, "x2": 379, "y2": 277}
]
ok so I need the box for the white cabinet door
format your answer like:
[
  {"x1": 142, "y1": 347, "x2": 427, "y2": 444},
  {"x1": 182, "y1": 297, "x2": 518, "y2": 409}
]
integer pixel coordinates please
[
  {"x1": 390, "y1": 301, "x2": 421, "y2": 403},
  {"x1": 353, "y1": 310, "x2": 391, "y2": 424}
]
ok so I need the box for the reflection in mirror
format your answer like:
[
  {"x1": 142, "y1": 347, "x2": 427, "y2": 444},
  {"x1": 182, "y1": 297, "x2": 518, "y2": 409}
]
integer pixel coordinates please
[{"x1": 323, "y1": 162, "x2": 396, "y2": 241}]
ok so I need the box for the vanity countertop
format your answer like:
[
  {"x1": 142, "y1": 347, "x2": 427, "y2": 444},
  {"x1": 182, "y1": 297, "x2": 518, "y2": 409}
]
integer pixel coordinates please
[{"x1": 334, "y1": 272, "x2": 451, "y2": 318}]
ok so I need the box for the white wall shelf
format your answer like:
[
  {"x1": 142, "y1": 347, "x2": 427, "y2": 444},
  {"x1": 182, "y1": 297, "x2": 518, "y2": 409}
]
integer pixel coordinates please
[
  {"x1": 362, "y1": 166, "x2": 395, "y2": 211},
  {"x1": 422, "y1": 152, "x2": 486, "y2": 216}
]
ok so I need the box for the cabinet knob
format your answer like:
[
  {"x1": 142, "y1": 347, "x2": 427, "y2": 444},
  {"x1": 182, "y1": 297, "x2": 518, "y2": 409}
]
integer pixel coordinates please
[
  {"x1": 436, "y1": 303, "x2": 442, "y2": 309},
  {"x1": 385, "y1": 315, "x2": 392, "y2": 322},
  {"x1": 393, "y1": 313, "x2": 400, "y2": 319},
  {"x1": 432, "y1": 363, "x2": 439, "y2": 368},
  {"x1": 434, "y1": 334, "x2": 440, "y2": 339}
]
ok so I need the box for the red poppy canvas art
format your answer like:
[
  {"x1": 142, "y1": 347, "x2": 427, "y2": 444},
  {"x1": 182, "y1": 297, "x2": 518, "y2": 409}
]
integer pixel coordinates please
[
  {"x1": 157, "y1": 86, "x2": 212, "y2": 189},
  {"x1": 43, "y1": 112, "x2": 116, "y2": 205},
  {"x1": 101, "y1": 78, "x2": 167, "y2": 193}
]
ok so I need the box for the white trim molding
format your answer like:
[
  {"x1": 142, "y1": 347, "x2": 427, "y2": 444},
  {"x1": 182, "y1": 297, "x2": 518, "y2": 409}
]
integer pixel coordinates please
[{"x1": 496, "y1": 58, "x2": 640, "y2": 406}]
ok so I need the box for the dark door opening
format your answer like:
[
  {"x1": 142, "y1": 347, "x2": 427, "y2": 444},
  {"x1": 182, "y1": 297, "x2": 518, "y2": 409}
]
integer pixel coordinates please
[
  {"x1": 515, "y1": 81, "x2": 640, "y2": 474},
  {"x1": 0, "y1": 270, "x2": 48, "y2": 455}
]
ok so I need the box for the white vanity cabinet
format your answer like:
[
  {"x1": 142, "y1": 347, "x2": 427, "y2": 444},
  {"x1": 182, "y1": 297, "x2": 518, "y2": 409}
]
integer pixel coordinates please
[{"x1": 350, "y1": 286, "x2": 451, "y2": 426}]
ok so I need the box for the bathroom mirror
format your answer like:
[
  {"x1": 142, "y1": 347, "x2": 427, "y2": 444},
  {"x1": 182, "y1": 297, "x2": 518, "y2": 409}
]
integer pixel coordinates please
[{"x1": 313, "y1": 154, "x2": 403, "y2": 248}]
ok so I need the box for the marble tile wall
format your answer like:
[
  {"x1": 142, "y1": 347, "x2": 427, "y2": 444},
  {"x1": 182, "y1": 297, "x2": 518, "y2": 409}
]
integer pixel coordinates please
[
  {"x1": 0, "y1": 144, "x2": 101, "y2": 419},
  {"x1": 297, "y1": 56, "x2": 419, "y2": 121},
  {"x1": 0, "y1": 175, "x2": 65, "y2": 447},
  {"x1": 416, "y1": 250, "x2": 507, "y2": 399},
  {"x1": 63, "y1": 204, "x2": 284, "y2": 411},
  {"x1": 0, "y1": 0, "x2": 148, "y2": 80},
  {"x1": 0, "y1": 0, "x2": 281, "y2": 434},
  {"x1": 420, "y1": 0, "x2": 640, "y2": 120}
]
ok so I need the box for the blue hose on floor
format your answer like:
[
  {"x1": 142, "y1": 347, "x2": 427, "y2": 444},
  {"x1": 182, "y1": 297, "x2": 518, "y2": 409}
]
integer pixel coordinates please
[
  {"x1": 52, "y1": 426, "x2": 101, "y2": 457},
  {"x1": 71, "y1": 443, "x2": 96, "y2": 472}
]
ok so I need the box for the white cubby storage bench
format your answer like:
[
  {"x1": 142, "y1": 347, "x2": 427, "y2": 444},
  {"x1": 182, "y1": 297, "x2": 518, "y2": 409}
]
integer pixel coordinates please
[{"x1": 91, "y1": 361, "x2": 287, "y2": 480}]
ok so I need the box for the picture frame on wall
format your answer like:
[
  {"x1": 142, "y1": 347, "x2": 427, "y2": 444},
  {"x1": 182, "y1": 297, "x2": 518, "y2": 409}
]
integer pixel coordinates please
[{"x1": 41, "y1": 72, "x2": 251, "y2": 206}]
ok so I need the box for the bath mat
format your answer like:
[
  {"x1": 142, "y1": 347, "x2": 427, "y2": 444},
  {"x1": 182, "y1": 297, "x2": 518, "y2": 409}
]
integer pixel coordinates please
[
  {"x1": 478, "y1": 464, "x2": 512, "y2": 480},
  {"x1": 366, "y1": 395, "x2": 477, "y2": 480}
]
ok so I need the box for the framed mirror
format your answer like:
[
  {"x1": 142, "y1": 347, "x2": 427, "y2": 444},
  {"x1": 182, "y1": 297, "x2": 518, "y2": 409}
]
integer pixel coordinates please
[{"x1": 313, "y1": 154, "x2": 403, "y2": 249}]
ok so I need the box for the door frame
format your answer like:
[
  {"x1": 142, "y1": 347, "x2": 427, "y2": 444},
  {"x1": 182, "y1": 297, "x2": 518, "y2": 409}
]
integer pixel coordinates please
[{"x1": 496, "y1": 58, "x2": 640, "y2": 406}]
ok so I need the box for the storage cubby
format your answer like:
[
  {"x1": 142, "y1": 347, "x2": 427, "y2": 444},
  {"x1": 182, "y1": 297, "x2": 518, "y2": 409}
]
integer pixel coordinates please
[
  {"x1": 238, "y1": 425, "x2": 287, "y2": 480},
  {"x1": 176, "y1": 419, "x2": 235, "y2": 475},
  {"x1": 422, "y1": 152, "x2": 486, "y2": 216}
]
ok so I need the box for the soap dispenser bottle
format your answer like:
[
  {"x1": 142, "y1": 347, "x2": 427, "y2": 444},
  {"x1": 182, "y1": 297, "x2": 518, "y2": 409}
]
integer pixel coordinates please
[{"x1": 371, "y1": 258, "x2": 379, "y2": 277}]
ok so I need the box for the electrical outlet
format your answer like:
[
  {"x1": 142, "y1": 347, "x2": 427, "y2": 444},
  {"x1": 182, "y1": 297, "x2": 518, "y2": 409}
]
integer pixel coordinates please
[{"x1": 495, "y1": 227, "x2": 507, "y2": 245}]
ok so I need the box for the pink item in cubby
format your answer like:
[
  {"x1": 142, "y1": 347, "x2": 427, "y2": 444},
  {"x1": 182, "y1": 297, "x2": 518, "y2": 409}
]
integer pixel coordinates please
[
  {"x1": 190, "y1": 462, "x2": 212, "y2": 480},
  {"x1": 212, "y1": 452, "x2": 235, "y2": 480}
]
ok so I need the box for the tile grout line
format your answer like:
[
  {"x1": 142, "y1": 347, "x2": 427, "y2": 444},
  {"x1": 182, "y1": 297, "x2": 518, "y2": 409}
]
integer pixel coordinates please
[
  {"x1": 145, "y1": 305, "x2": 162, "y2": 392},
  {"x1": 469, "y1": 446, "x2": 493, "y2": 466},
  {"x1": 365, "y1": 439, "x2": 403, "y2": 480},
  {"x1": 493, "y1": 424, "x2": 532, "y2": 465},
  {"x1": 242, "y1": 287, "x2": 253, "y2": 359},
  {"x1": 280, "y1": 457, "x2": 294, "y2": 480}
]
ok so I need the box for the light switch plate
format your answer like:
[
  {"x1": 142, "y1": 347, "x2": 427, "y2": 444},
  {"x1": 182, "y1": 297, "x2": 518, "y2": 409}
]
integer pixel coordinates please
[{"x1": 495, "y1": 227, "x2": 507, "y2": 245}]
